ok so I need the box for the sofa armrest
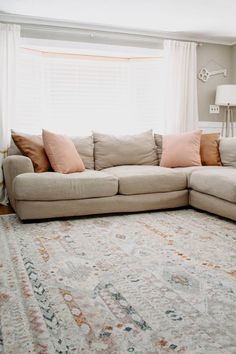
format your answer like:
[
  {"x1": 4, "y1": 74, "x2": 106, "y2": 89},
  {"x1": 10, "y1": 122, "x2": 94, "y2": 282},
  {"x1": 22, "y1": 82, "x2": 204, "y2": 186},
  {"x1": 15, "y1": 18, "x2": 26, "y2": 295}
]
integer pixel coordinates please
[{"x1": 3, "y1": 156, "x2": 34, "y2": 209}]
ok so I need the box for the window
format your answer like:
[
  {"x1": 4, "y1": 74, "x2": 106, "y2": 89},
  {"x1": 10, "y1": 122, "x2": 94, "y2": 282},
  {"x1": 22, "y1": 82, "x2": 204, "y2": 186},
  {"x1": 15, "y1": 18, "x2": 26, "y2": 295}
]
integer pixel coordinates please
[{"x1": 14, "y1": 42, "x2": 164, "y2": 135}]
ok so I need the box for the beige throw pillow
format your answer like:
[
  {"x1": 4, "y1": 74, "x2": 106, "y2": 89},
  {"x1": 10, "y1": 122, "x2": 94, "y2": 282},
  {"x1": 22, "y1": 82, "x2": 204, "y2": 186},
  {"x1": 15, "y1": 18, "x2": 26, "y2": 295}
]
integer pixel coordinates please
[
  {"x1": 93, "y1": 130, "x2": 158, "y2": 170},
  {"x1": 220, "y1": 137, "x2": 236, "y2": 167}
]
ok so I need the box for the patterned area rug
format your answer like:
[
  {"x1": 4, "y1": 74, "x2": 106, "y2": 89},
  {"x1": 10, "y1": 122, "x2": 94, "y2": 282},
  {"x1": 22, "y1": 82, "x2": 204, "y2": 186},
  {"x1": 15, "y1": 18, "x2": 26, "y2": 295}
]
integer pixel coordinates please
[{"x1": 0, "y1": 209, "x2": 236, "y2": 354}]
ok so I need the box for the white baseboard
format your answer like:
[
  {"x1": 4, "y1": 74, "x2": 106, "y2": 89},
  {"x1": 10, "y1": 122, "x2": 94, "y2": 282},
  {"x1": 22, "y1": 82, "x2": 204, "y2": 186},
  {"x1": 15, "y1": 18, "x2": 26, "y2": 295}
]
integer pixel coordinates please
[{"x1": 198, "y1": 121, "x2": 236, "y2": 135}]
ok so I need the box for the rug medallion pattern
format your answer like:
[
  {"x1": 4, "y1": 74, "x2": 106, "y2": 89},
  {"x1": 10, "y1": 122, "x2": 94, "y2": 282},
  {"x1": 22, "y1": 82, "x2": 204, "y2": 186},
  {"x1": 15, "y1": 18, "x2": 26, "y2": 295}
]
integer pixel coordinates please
[{"x1": 0, "y1": 209, "x2": 235, "y2": 353}]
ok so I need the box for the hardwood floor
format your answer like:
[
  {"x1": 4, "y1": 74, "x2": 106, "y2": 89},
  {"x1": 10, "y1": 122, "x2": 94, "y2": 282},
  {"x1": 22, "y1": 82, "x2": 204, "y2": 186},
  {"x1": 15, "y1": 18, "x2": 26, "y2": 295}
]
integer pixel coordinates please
[{"x1": 0, "y1": 205, "x2": 14, "y2": 215}]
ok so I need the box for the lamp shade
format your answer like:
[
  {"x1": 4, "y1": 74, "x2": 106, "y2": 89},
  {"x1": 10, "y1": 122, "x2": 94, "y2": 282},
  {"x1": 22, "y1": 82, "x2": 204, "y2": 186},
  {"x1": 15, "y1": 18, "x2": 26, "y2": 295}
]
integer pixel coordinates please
[{"x1": 215, "y1": 85, "x2": 236, "y2": 106}]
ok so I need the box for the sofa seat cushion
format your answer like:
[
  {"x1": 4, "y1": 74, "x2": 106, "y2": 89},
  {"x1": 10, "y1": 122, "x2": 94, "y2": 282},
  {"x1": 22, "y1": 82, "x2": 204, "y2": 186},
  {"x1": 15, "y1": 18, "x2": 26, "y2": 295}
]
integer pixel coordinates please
[
  {"x1": 102, "y1": 165, "x2": 186, "y2": 195},
  {"x1": 190, "y1": 168, "x2": 236, "y2": 203},
  {"x1": 174, "y1": 166, "x2": 222, "y2": 186},
  {"x1": 13, "y1": 170, "x2": 118, "y2": 201}
]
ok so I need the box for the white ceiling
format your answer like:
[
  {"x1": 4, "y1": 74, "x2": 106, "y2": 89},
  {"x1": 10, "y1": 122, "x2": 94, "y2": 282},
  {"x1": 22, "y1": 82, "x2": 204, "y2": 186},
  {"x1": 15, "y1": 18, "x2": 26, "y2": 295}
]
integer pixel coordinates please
[{"x1": 0, "y1": 0, "x2": 236, "y2": 44}]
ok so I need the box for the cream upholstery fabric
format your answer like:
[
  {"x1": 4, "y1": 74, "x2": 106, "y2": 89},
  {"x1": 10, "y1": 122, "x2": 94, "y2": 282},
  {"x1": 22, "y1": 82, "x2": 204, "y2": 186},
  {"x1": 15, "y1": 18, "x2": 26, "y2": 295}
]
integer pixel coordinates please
[
  {"x1": 220, "y1": 137, "x2": 236, "y2": 167},
  {"x1": 103, "y1": 165, "x2": 186, "y2": 195},
  {"x1": 3, "y1": 153, "x2": 236, "y2": 221},
  {"x1": 174, "y1": 166, "x2": 222, "y2": 186},
  {"x1": 94, "y1": 130, "x2": 158, "y2": 170},
  {"x1": 190, "y1": 168, "x2": 236, "y2": 203},
  {"x1": 15, "y1": 190, "x2": 189, "y2": 220},
  {"x1": 71, "y1": 136, "x2": 94, "y2": 169},
  {"x1": 190, "y1": 190, "x2": 236, "y2": 221},
  {"x1": 154, "y1": 133, "x2": 162, "y2": 164},
  {"x1": 8, "y1": 136, "x2": 26, "y2": 156},
  {"x1": 13, "y1": 170, "x2": 118, "y2": 201},
  {"x1": 3, "y1": 155, "x2": 34, "y2": 209}
]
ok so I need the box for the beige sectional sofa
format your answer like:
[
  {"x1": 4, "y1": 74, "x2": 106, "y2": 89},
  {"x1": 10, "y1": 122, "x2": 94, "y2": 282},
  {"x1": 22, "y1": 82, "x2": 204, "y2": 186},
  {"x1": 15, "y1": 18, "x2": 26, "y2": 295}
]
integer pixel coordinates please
[{"x1": 3, "y1": 131, "x2": 236, "y2": 221}]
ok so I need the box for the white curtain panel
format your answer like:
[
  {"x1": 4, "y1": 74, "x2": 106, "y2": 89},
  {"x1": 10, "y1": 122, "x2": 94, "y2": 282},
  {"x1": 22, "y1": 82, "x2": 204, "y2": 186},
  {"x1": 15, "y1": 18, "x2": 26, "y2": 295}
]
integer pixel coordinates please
[
  {"x1": 0, "y1": 23, "x2": 20, "y2": 205},
  {"x1": 163, "y1": 40, "x2": 198, "y2": 134}
]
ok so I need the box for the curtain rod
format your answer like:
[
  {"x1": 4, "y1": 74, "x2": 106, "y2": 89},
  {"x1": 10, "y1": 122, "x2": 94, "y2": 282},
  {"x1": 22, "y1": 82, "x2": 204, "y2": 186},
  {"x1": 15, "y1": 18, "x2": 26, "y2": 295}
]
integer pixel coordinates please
[{"x1": 1, "y1": 13, "x2": 230, "y2": 46}]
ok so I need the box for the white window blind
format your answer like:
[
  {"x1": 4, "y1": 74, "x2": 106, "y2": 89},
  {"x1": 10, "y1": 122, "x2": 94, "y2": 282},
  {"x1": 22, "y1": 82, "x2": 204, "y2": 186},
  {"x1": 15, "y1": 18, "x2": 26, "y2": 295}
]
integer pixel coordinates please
[{"x1": 14, "y1": 48, "x2": 164, "y2": 135}]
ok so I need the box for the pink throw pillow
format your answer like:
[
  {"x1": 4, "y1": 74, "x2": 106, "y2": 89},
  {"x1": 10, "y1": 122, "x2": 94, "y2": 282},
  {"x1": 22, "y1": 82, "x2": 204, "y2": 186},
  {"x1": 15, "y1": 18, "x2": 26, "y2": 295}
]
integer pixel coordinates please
[
  {"x1": 42, "y1": 129, "x2": 85, "y2": 173},
  {"x1": 160, "y1": 130, "x2": 202, "y2": 168}
]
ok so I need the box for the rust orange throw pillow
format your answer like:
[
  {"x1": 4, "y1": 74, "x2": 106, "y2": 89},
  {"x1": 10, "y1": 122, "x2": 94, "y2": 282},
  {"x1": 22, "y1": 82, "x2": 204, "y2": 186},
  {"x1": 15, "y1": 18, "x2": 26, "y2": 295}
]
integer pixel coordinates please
[
  {"x1": 12, "y1": 132, "x2": 50, "y2": 172},
  {"x1": 200, "y1": 133, "x2": 221, "y2": 166},
  {"x1": 42, "y1": 129, "x2": 85, "y2": 173}
]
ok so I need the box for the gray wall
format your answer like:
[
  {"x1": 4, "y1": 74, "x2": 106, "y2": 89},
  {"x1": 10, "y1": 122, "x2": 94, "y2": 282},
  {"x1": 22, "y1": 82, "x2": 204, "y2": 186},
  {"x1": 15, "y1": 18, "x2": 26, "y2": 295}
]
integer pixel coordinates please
[
  {"x1": 197, "y1": 44, "x2": 233, "y2": 122},
  {"x1": 232, "y1": 44, "x2": 236, "y2": 84}
]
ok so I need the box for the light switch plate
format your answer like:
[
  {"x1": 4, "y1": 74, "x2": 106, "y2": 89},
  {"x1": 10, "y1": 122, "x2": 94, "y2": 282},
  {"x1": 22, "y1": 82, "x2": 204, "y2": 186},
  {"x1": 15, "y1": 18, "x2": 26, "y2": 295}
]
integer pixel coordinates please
[{"x1": 209, "y1": 105, "x2": 220, "y2": 114}]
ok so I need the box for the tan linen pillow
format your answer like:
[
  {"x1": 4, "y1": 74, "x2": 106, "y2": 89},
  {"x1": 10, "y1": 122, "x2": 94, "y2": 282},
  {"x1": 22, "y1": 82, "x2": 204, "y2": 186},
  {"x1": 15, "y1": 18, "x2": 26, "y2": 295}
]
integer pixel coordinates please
[
  {"x1": 93, "y1": 130, "x2": 158, "y2": 170},
  {"x1": 200, "y1": 133, "x2": 221, "y2": 166},
  {"x1": 43, "y1": 129, "x2": 85, "y2": 174},
  {"x1": 220, "y1": 137, "x2": 236, "y2": 167},
  {"x1": 11, "y1": 132, "x2": 50, "y2": 173},
  {"x1": 71, "y1": 136, "x2": 94, "y2": 169}
]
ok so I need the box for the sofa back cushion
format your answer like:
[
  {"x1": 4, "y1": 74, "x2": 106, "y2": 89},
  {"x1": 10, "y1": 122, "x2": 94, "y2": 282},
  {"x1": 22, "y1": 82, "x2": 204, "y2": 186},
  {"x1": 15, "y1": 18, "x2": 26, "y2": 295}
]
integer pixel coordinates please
[
  {"x1": 220, "y1": 137, "x2": 236, "y2": 167},
  {"x1": 71, "y1": 136, "x2": 94, "y2": 170},
  {"x1": 93, "y1": 130, "x2": 158, "y2": 170},
  {"x1": 8, "y1": 135, "x2": 35, "y2": 156},
  {"x1": 8, "y1": 133, "x2": 94, "y2": 170}
]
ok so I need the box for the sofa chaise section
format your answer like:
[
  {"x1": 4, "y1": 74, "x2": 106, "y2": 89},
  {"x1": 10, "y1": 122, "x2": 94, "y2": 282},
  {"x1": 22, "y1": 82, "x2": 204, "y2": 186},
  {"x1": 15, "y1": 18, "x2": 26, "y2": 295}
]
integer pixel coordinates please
[
  {"x1": 174, "y1": 166, "x2": 223, "y2": 185},
  {"x1": 189, "y1": 168, "x2": 236, "y2": 221}
]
